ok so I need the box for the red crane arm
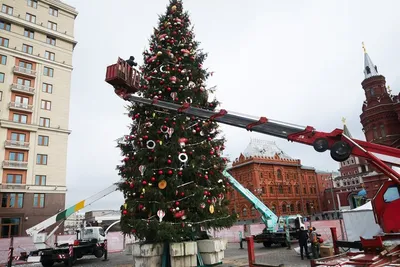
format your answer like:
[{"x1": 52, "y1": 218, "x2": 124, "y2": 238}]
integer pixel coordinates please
[{"x1": 116, "y1": 94, "x2": 400, "y2": 184}]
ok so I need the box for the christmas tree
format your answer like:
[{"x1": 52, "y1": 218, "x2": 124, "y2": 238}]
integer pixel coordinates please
[{"x1": 117, "y1": 0, "x2": 237, "y2": 243}]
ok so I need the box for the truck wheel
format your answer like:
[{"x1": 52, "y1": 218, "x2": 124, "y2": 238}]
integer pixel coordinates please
[
  {"x1": 94, "y1": 248, "x2": 104, "y2": 258},
  {"x1": 263, "y1": 242, "x2": 272, "y2": 247},
  {"x1": 41, "y1": 260, "x2": 55, "y2": 267},
  {"x1": 63, "y1": 255, "x2": 77, "y2": 266}
]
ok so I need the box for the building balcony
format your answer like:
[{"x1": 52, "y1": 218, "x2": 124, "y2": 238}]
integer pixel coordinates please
[
  {"x1": 1, "y1": 183, "x2": 27, "y2": 190},
  {"x1": 13, "y1": 66, "x2": 37, "y2": 77},
  {"x1": 10, "y1": 83, "x2": 35, "y2": 95},
  {"x1": 4, "y1": 140, "x2": 30, "y2": 150},
  {"x1": 2, "y1": 160, "x2": 28, "y2": 170},
  {"x1": 9, "y1": 102, "x2": 34, "y2": 113}
]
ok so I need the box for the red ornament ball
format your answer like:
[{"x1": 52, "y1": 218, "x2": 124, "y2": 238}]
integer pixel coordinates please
[
  {"x1": 204, "y1": 175, "x2": 209, "y2": 180},
  {"x1": 175, "y1": 201, "x2": 180, "y2": 206},
  {"x1": 142, "y1": 180, "x2": 147, "y2": 185},
  {"x1": 122, "y1": 210, "x2": 128, "y2": 215},
  {"x1": 158, "y1": 170, "x2": 163, "y2": 175},
  {"x1": 151, "y1": 177, "x2": 156, "y2": 182},
  {"x1": 167, "y1": 159, "x2": 172, "y2": 164},
  {"x1": 167, "y1": 170, "x2": 173, "y2": 175}
]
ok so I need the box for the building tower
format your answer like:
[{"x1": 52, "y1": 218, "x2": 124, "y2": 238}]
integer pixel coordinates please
[
  {"x1": 359, "y1": 43, "x2": 400, "y2": 147},
  {"x1": 0, "y1": 0, "x2": 77, "y2": 237}
]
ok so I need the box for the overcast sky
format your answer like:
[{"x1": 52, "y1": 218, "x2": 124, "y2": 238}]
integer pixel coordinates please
[{"x1": 61, "y1": 0, "x2": 400, "y2": 213}]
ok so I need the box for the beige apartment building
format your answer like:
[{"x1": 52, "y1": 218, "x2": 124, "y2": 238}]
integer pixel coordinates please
[{"x1": 0, "y1": 0, "x2": 77, "y2": 237}]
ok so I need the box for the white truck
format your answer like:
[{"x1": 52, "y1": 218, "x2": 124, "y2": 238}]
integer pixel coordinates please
[{"x1": 11, "y1": 185, "x2": 119, "y2": 267}]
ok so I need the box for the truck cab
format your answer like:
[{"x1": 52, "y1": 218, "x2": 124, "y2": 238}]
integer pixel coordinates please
[{"x1": 79, "y1": 227, "x2": 106, "y2": 243}]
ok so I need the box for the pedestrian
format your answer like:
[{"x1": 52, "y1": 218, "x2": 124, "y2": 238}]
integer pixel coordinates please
[
  {"x1": 284, "y1": 223, "x2": 291, "y2": 249},
  {"x1": 309, "y1": 227, "x2": 319, "y2": 259},
  {"x1": 298, "y1": 226, "x2": 309, "y2": 260},
  {"x1": 313, "y1": 227, "x2": 321, "y2": 258}
]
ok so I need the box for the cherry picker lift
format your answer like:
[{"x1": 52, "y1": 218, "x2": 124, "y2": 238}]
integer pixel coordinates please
[{"x1": 106, "y1": 57, "x2": 400, "y2": 266}]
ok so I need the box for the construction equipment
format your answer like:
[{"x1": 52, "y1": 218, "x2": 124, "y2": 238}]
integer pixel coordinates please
[
  {"x1": 105, "y1": 57, "x2": 400, "y2": 265},
  {"x1": 222, "y1": 170, "x2": 304, "y2": 247},
  {"x1": 9, "y1": 185, "x2": 119, "y2": 267}
]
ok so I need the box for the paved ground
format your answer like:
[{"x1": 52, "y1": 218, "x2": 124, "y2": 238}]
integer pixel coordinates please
[{"x1": 13, "y1": 242, "x2": 310, "y2": 267}]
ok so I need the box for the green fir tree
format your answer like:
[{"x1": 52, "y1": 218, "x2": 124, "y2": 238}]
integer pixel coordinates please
[{"x1": 117, "y1": 0, "x2": 237, "y2": 243}]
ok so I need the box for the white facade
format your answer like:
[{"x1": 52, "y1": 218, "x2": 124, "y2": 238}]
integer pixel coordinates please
[{"x1": 0, "y1": 0, "x2": 77, "y2": 237}]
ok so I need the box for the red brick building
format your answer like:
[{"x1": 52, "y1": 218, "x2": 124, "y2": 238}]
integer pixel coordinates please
[
  {"x1": 322, "y1": 47, "x2": 400, "y2": 212},
  {"x1": 227, "y1": 139, "x2": 324, "y2": 224}
]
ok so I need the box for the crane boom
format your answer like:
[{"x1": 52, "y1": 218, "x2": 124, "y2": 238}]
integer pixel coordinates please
[
  {"x1": 222, "y1": 170, "x2": 278, "y2": 231},
  {"x1": 123, "y1": 94, "x2": 400, "y2": 184},
  {"x1": 26, "y1": 184, "x2": 119, "y2": 237}
]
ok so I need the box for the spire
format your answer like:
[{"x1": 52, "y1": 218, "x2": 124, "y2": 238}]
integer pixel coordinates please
[
  {"x1": 362, "y1": 42, "x2": 379, "y2": 79},
  {"x1": 342, "y1": 117, "x2": 353, "y2": 138}
]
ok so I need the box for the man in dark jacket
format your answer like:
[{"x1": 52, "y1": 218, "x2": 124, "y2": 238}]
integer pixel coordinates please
[{"x1": 298, "y1": 226, "x2": 309, "y2": 260}]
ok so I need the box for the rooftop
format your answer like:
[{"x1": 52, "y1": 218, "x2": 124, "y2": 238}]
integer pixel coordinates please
[{"x1": 243, "y1": 138, "x2": 292, "y2": 160}]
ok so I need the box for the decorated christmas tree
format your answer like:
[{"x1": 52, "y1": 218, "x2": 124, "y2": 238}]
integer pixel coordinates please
[{"x1": 117, "y1": 0, "x2": 237, "y2": 243}]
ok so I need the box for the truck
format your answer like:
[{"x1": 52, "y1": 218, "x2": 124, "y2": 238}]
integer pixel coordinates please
[
  {"x1": 105, "y1": 57, "x2": 400, "y2": 266},
  {"x1": 9, "y1": 185, "x2": 119, "y2": 267},
  {"x1": 222, "y1": 170, "x2": 304, "y2": 247}
]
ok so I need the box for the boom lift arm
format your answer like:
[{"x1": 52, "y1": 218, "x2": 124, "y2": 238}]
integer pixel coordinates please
[
  {"x1": 222, "y1": 170, "x2": 278, "y2": 231},
  {"x1": 26, "y1": 184, "x2": 119, "y2": 249},
  {"x1": 120, "y1": 94, "x2": 400, "y2": 184}
]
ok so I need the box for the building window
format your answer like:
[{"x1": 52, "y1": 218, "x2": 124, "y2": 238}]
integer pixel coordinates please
[
  {"x1": 9, "y1": 152, "x2": 24, "y2": 161},
  {"x1": 288, "y1": 186, "x2": 292, "y2": 193},
  {"x1": 0, "y1": 37, "x2": 9, "y2": 47},
  {"x1": 35, "y1": 175, "x2": 46, "y2": 185},
  {"x1": 0, "y1": 72, "x2": 4, "y2": 83},
  {"x1": 0, "y1": 20, "x2": 11, "y2": 31},
  {"x1": 0, "y1": 54, "x2": 7, "y2": 65},
  {"x1": 25, "y1": 13, "x2": 36, "y2": 23},
  {"x1": 1, "y1": 5, "x2": 13, "y2": 15},
  {"x1": 15, "y1": 96, "x2": 29, "y2": 108},
  {"x1": 0, "y1": 218, "x2": 20, "y2": 238},
  {"x1": 251, "y1": 207, "x2": 256, "y2": 216},
  {"x1": 297, "y1": 203, "x2": 301, "y2": 212},
  {"x1": 11, "y1": 132, "x2": 26, "y2": 143},
  {"x1": 43, "y1": 67, "x2": 54, "y2": 77},
  {"x1": 39, "y1": 117, "x2": 50, "y2": 127},
  {"x1": 44, "y1": 51, "x2": 55, "y2": 61},
  {"x1": 48, "y1": 21, "x2": 57, "y2": 31},
  {"x1": 278, "y1": 185, "x2": 283, "y2": 194},
  {"x1": 12, "y1": 113, "x2": 28, "y2": 124},
  {"x1": 269, "y1": 186, "x2": 273, "y2": 194},
  {"x1": 33, "y1": 193, "x2": 45, "y2": 208},
  {"x1": 380, "y1": 125, "x2": 386, "y2": 137},
  {"x1": 290, "y1": 204, "x2": 295, "y2": 212},
  {"x1": 22, "y1": 44, "x2": 33, "y2": 54},
  {"x1": 36, "y1": 154, "x2": 48, "y2": 165},
  {"x1": 49, "y1": 7, "x2": 58, "y2": 17},
  {"x1": 282, "y1": 204, "x2": 287, "y2": 213},
  {"x1": 6, "y1": 174, "x2": 22, "y2": 184},
  {"x1": 41, "y1": 100, "x2": 51, "y2": 110},
  {"x1": 38, "y1": 135, "x2": 49, "y2": 146},
  {"x1": 277, "y1": 169, "x2": 282, "y2": 179},
  {"x1": 295, "y1": 185, "x2": 299, "y2": 194},
  {"x1": 370, "y1": 88, "x2": 375, "y2": 96},
  {"x1": 24, "y1": 29, "x2": 34, "y2": 39},
  {"x1": 303, "y1": 187, "x2": 307, "y2": 194},
  {"x1": 373, "y1": 127, "x2": 378, "y2": 139},
  {"x1": 1, "y1": 193, "x2": 23, "y2": 208},
  {"x1": 42, "y1": 83, "x2": 53, "y2": 93},
  {"x1": 19, "y1": 61, "x2": 33, "y2": 70},
  {"x1": 0, "y1": 91, "x2": 2, "y2": 100},
  {"x1": 27, "y1": 0, "x2": 37, "y2": 8},
  {"x1": 242, "y1": 208, "x2": 247, "y2": 217},
  {"x1": 17, "y1": 78, "x2": 31, "y2": 87},
  {"x1": 46, "y1": 36, "x2": 56, "y2": 46}
]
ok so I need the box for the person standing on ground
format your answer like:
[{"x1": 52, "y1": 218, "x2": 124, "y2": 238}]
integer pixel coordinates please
[
  {"x1": 309, "y1": 227, "x2": 319, "y2": 259},
  {"x1": 284, "y1": 223, "x2": 291, "y2": 249},
  {"x1": 298, "y1": 226, "x2": 309, "y2": 260}
]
